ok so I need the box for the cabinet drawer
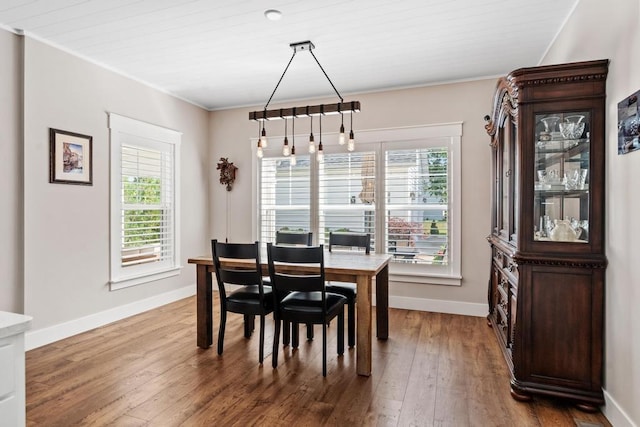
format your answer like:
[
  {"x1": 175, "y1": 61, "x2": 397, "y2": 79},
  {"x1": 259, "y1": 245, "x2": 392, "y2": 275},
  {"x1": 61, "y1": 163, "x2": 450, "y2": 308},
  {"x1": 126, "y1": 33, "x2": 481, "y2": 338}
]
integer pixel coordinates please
[{"x1": 0, "y1": 343, "x2": 15, "y2": 398}]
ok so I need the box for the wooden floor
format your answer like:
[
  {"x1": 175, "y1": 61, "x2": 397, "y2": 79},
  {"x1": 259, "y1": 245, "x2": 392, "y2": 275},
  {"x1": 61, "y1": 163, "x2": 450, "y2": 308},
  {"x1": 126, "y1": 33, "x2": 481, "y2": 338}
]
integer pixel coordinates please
[{"x1": 26, "y1": 296, "x2": 611, "y2": 426}]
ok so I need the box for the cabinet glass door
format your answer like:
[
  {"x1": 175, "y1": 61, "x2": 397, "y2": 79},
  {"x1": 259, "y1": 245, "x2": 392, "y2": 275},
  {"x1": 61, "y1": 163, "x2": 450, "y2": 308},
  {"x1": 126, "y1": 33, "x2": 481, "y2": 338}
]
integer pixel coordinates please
[
  {"x1": 533, "y1": 112, "x2": 590, "y2": 243},
  {"x1": 498, "y1": 117, "x2": 516, "y2": 243}
]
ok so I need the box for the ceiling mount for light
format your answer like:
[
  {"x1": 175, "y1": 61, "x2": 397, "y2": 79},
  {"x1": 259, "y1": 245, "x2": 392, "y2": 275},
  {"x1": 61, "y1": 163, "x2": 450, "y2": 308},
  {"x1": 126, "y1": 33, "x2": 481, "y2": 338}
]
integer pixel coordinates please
[
  {"x1": 250, "y1": 40, "x2": 361, "y2": 159},
  {"x1": 264, "y1": 9, "x2": 282, "y2": 21}
]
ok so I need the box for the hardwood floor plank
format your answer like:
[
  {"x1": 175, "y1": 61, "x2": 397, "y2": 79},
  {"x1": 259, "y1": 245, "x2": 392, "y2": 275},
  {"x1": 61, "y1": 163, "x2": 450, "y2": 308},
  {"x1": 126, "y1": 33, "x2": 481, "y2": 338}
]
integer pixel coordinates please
[{"x1": 25, "y1": 296, "x2": 612, "y2": 426}]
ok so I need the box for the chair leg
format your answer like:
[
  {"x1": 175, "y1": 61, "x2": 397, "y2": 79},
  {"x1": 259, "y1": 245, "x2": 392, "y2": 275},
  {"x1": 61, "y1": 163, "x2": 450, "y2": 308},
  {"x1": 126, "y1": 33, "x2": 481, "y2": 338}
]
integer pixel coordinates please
[
  {"x1": 244, "y1": 314, "x2": 254, "y2": 338},
  {"x1": 337, "y1": 311, "x2": 345, "y2": 355},
  {"x1": 306, "y1": 323, "x2": 314, "y2": 340},
  {"x1": 217, "y1": 309, "x2": 227, "y2": 355},
  {"x1": 272, "y1": 319, "x2": 280, "y2": 369},
  {"x1": 347, "y1": 300, "x2": 356, "y2": 347},
  {"x1": 283, "y1": 320, "x2": 290, "y2": 346},
  {"x1": 292, "y1": 323, "x2": 300, "y2": 349},
  {"x1": 322, "y1": 323, "x2": 327, "y2": 377},
  {"x1": 259, "y1": 315, "x2": 265, "y2": 364}
]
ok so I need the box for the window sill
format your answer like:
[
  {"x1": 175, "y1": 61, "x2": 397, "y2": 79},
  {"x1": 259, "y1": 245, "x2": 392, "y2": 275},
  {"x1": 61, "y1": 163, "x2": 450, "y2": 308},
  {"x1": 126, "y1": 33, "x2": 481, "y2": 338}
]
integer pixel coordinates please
[
  {"x1": 390, "y1": 271, "x2": 462, "y2": 286},
  {"x1": 110, "y1": 266, "x2": 182, "y2": 291}
]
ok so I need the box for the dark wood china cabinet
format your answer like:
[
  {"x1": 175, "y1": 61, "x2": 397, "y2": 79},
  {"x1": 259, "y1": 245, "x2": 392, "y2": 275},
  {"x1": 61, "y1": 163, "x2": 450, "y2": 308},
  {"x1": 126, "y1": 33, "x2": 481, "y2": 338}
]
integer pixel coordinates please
[{"x1": 484, "y1": 60, "x2": 608, "y2": 411}]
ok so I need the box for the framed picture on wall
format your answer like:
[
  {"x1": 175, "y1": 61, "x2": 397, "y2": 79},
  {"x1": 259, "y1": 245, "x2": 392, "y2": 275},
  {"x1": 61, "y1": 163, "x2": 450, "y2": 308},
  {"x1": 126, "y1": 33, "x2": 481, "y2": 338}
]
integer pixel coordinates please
[
  {"x1": 49, "y1": 128, "x2": 93, "y2": 185},
  {"x1": 618, "y1": 90, "x2": 640, "y2": 155}
]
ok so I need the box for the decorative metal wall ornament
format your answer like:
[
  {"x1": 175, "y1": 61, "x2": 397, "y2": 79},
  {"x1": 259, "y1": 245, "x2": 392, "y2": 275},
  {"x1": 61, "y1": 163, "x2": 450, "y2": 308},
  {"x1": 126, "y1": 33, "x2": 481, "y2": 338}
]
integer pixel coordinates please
[
  {"x1": 216, "y1": 157, "x2": 238, "y2": 191},
  {"x1": 249, "y1": 41, "x2": 360, "y2": 158}
]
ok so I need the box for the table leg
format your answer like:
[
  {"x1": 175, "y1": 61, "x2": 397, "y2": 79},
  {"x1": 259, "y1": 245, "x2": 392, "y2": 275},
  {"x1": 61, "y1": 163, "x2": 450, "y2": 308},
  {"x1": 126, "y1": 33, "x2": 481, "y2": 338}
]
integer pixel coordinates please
[
  {"x1": 196, "y1": 264, "x2": 213, "y2": 349},
  {"x1": 375, "y1": 264, "x2": 389, "y2": 339},
  {"x1": 356, "y1": 274, "x2": 372, "y2": 376}
]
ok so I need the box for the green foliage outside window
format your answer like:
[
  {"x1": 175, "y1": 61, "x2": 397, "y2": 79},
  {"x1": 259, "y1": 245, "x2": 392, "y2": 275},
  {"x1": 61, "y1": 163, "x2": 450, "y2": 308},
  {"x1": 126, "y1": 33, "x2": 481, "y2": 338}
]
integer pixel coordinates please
[
  {"x1": 123, "y1": 176, "x2": 162, "y2": 248},
  {"x1": 422, "y1": 150, "x2": 448, "y2": 203}
]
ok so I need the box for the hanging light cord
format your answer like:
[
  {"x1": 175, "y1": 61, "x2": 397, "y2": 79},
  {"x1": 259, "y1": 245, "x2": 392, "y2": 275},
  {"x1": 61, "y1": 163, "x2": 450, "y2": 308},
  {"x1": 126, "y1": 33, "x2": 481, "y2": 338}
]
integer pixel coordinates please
[
  {"x1": 263, "y1": 44, "x2": 345, "y2": 111},
  {"x1": 264, "y1": 50, "x2": 297, "y2": 110},
  {"x1": 309, "y1": 49, "x2": 343, "y2": 103}
]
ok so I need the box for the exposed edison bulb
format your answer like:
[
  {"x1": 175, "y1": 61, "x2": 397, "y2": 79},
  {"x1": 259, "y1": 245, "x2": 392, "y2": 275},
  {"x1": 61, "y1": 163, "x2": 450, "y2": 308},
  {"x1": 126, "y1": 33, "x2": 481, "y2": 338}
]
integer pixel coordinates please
[
  {"x1": 260, "y1": 126, "x2": 268, "y2": 148},
  {"x1": 308, "y1": 140, "x2": 316, "y2": 153},
  {"x1": 338, "y1": 123, "x2": 346, "y2": 145},
  {"x1": 290, "y1": 146, "x2": 297, "y2": 166},
  {"x1": 282, "y1": 139, "x2": 290, "y2": 157},
  {"x1": 317, "y1": 143, "x2": 324, "y2": 162},
  {"x1": 347, "y1": 130, "x2": 355, "y2": 151},
  {"x1": 257, "y1": 145, "x2": 264, "y2": 158}
]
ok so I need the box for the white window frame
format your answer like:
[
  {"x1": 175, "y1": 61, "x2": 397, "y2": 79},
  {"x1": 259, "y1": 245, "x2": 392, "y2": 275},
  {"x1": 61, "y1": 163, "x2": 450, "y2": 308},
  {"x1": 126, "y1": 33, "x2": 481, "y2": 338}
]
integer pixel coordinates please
[
  {"x1": 109, "y1": 113, "x2": 182, "y2": 290},
  {"x1": 252, "y1": 123, "x2": 462, "y2": 286}
]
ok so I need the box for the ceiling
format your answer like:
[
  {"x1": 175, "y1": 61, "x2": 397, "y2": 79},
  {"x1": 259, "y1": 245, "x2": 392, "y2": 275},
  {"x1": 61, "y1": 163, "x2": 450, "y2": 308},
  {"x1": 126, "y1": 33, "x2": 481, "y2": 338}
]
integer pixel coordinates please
[{"x1": 0, "y1": 0, "x2": 578, "y2": 111}]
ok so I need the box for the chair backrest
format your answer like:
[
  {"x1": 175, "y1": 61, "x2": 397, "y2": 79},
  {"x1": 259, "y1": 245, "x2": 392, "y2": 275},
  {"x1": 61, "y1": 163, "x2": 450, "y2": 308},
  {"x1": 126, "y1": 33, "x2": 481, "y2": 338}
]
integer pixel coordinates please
[
  {"x1": 211, "y1": 240, "x2": 264, "y2": 297},
  {"x1": 267, "y1": 243, "x2": 325, "y2": 297},
  {"x1": 275, "y1": 231, "x2": 313, "y2": 246},
  {"x1": 328, "y1": 232, "x2": 371, "y2": 254}
]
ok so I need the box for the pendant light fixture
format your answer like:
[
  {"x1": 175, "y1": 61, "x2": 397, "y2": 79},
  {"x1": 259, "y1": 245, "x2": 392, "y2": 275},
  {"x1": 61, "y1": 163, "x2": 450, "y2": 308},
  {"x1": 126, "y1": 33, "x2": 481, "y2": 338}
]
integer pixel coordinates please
[
  {"x1": 338, "y1": 111, "x2": 346, "y2": 145},
  {"x1": 348, "y1": 112, "x2": 355, "y2": 152},
  {"x1": 250, "y1": 41, "x2": 360, "y2": 158},
  {"x1": 308, "y1": 115, "x2": 316, "y2": 153},
  {"x1": 317, "y1": 112, "x2": 324, "y2": 162},
  {"x1": 282, "y1": 118, "x2": 290, "y2": 156},
  {"x1": 256, "y1": 121, "x2": 264, "y2": 158},
  {"x1": 260, "y1": 116, "x2": 268, "y2": 148},
  {"x1": 290, "y1": 116, "x2": 297, "y2": 166}
]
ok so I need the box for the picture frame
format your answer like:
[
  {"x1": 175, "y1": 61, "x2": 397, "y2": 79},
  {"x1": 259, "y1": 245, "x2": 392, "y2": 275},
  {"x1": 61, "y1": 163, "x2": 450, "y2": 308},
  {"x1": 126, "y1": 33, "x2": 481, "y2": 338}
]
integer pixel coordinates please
[
  {"x1": 617, "y1": 90, "x2": 640, "y2": 155},
  {"x1": 49, "y1": 128, "x2": 93, "y2": 185}
]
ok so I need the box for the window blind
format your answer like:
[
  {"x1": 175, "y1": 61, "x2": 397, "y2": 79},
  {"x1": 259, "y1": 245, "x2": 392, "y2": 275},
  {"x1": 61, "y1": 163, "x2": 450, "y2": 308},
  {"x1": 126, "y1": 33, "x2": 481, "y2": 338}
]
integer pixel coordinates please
[
  {"x1": 318, "y1": 151, "x2": 376, "y2": 249},
  {"x1": 120, "y1": 144, "x2": 174, "y2": 267},
  {"x1": 385, "y1": 147, "x2": 449, "y2": 265},
  {"x1": 259, "y1": 155, "x2": 311, "y2": 244}
]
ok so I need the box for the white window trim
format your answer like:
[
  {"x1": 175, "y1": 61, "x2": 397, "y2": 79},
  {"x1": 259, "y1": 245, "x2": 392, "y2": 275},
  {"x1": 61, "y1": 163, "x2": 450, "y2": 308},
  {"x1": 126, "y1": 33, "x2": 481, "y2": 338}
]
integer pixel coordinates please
[
  {"x1": 108, "y1": 113, "x2": 182, "y2": 290},
  {"x1": 252, "y1": 123, "x2": 462, "y2": 286}
]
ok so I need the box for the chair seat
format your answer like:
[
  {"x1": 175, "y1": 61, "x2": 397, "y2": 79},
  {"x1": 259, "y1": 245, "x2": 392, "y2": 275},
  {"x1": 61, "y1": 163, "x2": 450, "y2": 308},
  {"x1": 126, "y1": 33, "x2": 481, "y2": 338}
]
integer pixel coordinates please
[
  {"x1": 228, "y1": 285, "x2": 273, "y2": 310},
  {"x1": 325, "y1": 282, "x2": 356, "y2": 301},
  {"x1": 280, "y1": 291, "x2": 346, "y2": 320}
]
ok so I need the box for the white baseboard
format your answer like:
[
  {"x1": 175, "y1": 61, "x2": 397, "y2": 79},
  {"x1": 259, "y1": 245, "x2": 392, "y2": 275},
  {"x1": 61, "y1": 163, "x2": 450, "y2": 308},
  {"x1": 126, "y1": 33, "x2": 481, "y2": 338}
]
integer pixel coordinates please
[
  {"x1": 373, "y1": 294, "x2": 487, "y2": 317},
  {"x1": 25, "y1": 285, "x2": 195, "y2": 351},
  {"x1": 603, "y1": 389, "x2": 637, "y2": 427}
]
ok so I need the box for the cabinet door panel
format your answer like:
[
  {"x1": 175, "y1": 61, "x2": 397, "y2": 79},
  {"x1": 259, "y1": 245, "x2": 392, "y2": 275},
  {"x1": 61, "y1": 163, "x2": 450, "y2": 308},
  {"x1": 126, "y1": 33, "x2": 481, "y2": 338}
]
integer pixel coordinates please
[{"x1": 527, "y1": 268, "x2": 594, "y2": 386}]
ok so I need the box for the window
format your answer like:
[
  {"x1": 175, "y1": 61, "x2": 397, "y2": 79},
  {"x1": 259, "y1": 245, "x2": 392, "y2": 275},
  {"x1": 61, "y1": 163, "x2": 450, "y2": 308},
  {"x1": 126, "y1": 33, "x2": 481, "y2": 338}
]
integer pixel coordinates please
[
  {"x1": 259, "y1": 155, "x2": 311, "y2": 243},
  {"x1": 256, "y1": 123, "x2": 461, "y2": 285},
  {"x1": 109, "y1": 113, "x2": 181, "y2": 290},
  {"x1": 318, "y1": 151, "x2": 376, "y2": 247}
]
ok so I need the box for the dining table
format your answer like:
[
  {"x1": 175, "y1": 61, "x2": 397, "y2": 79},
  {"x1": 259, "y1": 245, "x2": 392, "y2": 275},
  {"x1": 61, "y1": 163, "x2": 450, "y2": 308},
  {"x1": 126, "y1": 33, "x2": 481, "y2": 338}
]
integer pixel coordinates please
[{"x1": 187, "y1": 250, "x2": 391, "y2": 376}]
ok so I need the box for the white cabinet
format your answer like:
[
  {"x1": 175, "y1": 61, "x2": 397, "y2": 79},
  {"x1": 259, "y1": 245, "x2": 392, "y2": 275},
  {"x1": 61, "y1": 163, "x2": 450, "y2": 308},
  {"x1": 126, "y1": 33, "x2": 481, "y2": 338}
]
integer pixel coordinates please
[{"x1": 0, "y1": 312, "x2": 32, "y2": 427}]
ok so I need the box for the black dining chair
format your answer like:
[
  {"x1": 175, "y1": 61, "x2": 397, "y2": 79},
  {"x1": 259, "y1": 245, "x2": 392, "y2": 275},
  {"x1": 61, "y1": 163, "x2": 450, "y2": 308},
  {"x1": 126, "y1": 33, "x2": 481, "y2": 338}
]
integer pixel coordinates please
[
  {"x1": 326, "y1": 231, "x2": 371, "y2": 347},
  {"x1": 211, "y1": 239, "x2": 273, "y2": 364},
  {"x1": 275, "y1": 230, "x2": 313, "y2": 246},
  {"x1": 267, "y1": 243, "x2": 346, "y2": 377},
  {"x1": 274, "y1": 230, "x2": 315, "y2": 342}
]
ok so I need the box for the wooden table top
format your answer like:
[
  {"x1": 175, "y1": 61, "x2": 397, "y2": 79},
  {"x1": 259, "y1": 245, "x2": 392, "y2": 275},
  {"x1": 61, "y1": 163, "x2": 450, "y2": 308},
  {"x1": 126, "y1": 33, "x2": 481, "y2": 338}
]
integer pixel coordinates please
[{"x1": 188, "y1": 250, "x2": 391, "y2": 276}]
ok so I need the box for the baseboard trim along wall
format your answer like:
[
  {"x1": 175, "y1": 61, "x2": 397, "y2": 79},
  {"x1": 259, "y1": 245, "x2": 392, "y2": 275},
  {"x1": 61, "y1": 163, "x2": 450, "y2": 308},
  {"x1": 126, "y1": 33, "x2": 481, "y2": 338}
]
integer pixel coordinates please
[
  {"x1": 25, "y1": 285, "x2": 195, "y2": 351},
  {"x1": 25, "y1": 287, "x2": 487, "y2": 351},
  {"x1": 603, "y1": 389, "x2": 637, "y2": 427},
  {"x1": 375, "y1": 295, "x2": 488, "y2": 317}
]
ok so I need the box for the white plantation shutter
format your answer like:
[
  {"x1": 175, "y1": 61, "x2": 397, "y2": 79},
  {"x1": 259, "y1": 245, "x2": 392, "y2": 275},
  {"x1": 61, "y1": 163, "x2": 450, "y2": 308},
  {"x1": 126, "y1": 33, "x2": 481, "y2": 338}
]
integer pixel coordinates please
[
  {"x1": 385, "y1": 146, "x2": 449, "y2": 265},
  {"x1": 109, "y1": 113, "x2": 181, "y2": 290},
  {"x1": 121, "y1": 144, "x2": 174, "y2": 266},
  {"x1": 259, "y1": 155, "x2": 311, "y2": 243},
  {"x1": 318, "y1": 151, "x2": 376, "y2": 248},
  {"x1": 255, "y1": 123, "x2": 461, "y2": 285}
]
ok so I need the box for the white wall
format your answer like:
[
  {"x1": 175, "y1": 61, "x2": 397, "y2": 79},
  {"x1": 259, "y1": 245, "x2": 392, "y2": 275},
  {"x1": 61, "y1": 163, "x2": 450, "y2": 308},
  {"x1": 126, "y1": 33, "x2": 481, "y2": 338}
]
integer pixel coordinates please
[
  {"x1": 0, "y1": 30, "x2": 23, "y2": 313},
  {"x1": 20, "y1": 36, "x2": 209, "y2": 331},
  {"x1": 209, "y1": 79, "x2": 496, "y2": 308},
  {"x1": 542, "y1": 0, "x2": 639, "y2": 425}
]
